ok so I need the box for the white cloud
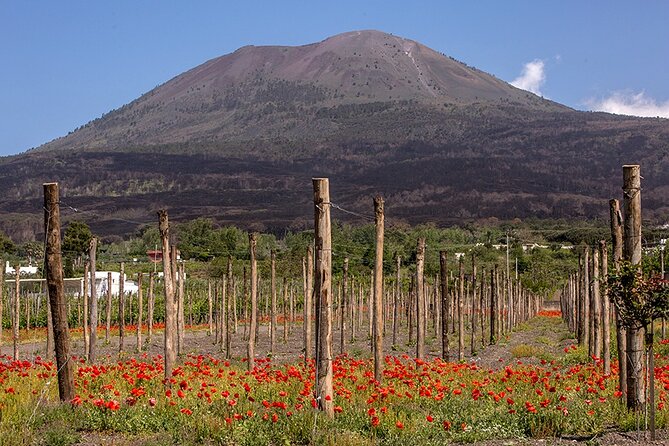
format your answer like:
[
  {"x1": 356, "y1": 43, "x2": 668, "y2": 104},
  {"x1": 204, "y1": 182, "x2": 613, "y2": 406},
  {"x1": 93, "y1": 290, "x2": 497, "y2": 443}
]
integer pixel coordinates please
[
  {"x1": 589, "y1": 91, "x2": 669, "y2": 118},
  {"x1": 511, "y1": 59, "x2": 545, "y2": 96}
]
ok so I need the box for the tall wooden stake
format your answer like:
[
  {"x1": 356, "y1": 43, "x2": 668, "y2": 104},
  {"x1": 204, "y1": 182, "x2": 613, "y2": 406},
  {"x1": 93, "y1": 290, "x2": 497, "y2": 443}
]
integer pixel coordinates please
[
  {"x1": 415, "y1": 238, "x2": 426, "y2": 360},
  {"x1": 440, "y1": 251, "x2": 450, "y2": 361},
  {"x1": 226, "y1": 258, "x2": 233, "y2": 358},
  {"x1": 119, "y1": 262, "x2": 125, "y2": 354},
  {"x1": 136, "y1": 273, "x2": 143, "y2": 351},
  {"x1": 13, "y1": 264, "x2": 20, "y2": 360},
  {"x1": 373, "y1": 196, "x2": 384, "y2": 383},
  {"x1": 88, "y1": 238, "x2": 98, "y2": 362},
  {"x1": 601, "y1": 240, "x2": 611, "y2": 375},
  {"x1": 105, "y1": 271, "x2": 112, "y2": 344},
  {"x1": 158, "y1": 210, "x2": 176, "y2": 382},
  {"x1": 270, "y1": 250, "x2": 277, "y2": 356},
  {"x1": 44, "y1": 182, "x2": 75, "y2": 401},
  {"x1": 248, "y1": 232, "x2": 258, "y2": 371},
  {"x1": 313, "y1": 178, "x2": 334, "y2": 417},
  {"x1": 83, "y1": 263, "x2": 89, "y2": 360},
  {"x1": 148, "y1": 272, "x2": 155, "y2": 342},
  {"x1": 623, "y1": 165, "x2": 644, "y2": 412},
  {"x1": 341, "y1": 257, "x2": 348, "y2": 354},
  {"x1": 458, "y1": 257, "x2": 465, "y2": 361},
  {"x1": 304, "y1": 246, "x2": 313, "y2": 364},
  {"x1": 610, "y1": 198, "x2": 626, "y2": 396},
  {"x1": 177, "y1": 260, "x2": 185, "y2": 355}
]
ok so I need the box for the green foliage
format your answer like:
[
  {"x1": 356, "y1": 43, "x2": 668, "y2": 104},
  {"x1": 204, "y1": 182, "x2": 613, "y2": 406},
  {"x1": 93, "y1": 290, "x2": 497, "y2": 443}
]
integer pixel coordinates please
[
  {"x1": 608, "y1": 261, "x2": 669, "y2": 330},
  {"x1": 62, "y1": 220, "x2": 93, "y2": 258},
  {"x1": 0, "y1": 230, "x2": 16, "y2": 255}
]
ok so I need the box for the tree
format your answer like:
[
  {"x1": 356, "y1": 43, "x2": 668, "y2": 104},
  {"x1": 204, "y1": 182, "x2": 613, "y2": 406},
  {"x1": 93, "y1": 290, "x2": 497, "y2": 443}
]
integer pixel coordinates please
[
  {"x1": 62, "y1": 221, "x2": 93, "y2": 267},
  {"x1": 0, "y1": 231, "x2": 16, "y2": 256}
]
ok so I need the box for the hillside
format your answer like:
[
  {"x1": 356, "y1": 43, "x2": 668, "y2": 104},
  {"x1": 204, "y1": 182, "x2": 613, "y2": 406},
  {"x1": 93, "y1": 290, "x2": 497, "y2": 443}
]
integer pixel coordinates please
[{"x1": 1, "y1": 30, "x2": 668, "y2": 241}]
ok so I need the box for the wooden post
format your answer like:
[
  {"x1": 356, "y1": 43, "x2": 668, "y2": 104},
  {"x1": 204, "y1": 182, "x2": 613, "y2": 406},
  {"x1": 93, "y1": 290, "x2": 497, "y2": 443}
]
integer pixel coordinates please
[
  {"x1": 158, "y1": 210, "x2": 176, "y2": 382},
  {"x1": 373, "y1": 196, "x2": 384, "y2": 383},
  {"x1": 177, "y1": 260, "x2": 185, "y2": 355},
  {"x1": 313, "y1": 178, "x2": 334, "y2": 417},
  {"x1": 148, "y1": 272, "x2": 155, "y2": 342},
  {"x1": 88, "y1": 238, "x2": 98, "y2": 362},
  {"x1": 0, "y1": 266, "x2": 3, "y2": 349},
  {"x1": 490, "y1": 265, "x2": 497, "y2": 345},
  {"x1": 247, "y1": 232, "x2": 258, "y2": 370},
  {"x1": 601, "y1": 241, "x2": 611, "y2": 375},
  {"x1": 304, "y1": 247, "x2": 313, "y2": 364},
  {"x1": 136, "y1": 273, "x2": 143, "y2": 351},
  {"x1": 83, "y1": 263, "x2": 90, "y2": 360},
  {"x1": 415, "y1": 238, "x2": 426, "y2": 360},
  {"x1": 119, "y1": 262, "x2": 125, "y2": 354},
  {"x1": 458, "y1": 257, "x2": 465, "y2": 361},
  {"x1": 592, "y1": 247, "x2": 601, "y2": 360},
  {"x1": 219, "y1": 277, "x2": 227, "y2": 350},
  {"x1": 207, "y1": 280, "x2": 213, "y2": 336},
  {"x1": 393, "y1": 256, "x2": 401, "y2": 348},
  {"x1": 582, "y1": 249, "x2": 590, "y2": 349},
  {"x1": 270, "y1": 251, "x2": 277, "y2": 355},
  {"x1": 226, "y1": 258, "x2": 233, "y2": 359},
  {"x1": 341, "y1": 258, "x2": 348, "y2": 354},
  {"x1": 13, "y1": 264, "x2": 20, "y2": 360},
  {"x1": 283, "y1": 278, "x2": 289, "y2": 343},
  {"x1": 623, "y1": 165, "x2": 644, "y2": 411},
  {"x1": 43, "y1": 182, "x2": 75, "y2": 401},
  {"x1": 439, "y1": 251, "x2": 449, "y2": 361},
  {"x1": 471, "y1": 256, "x2": 477, "y2": 356},
  {"x1": 105, "y1": 271, "x2": 112, "y2": 344},
  {"x1": 610, "y1": 198, "x2": 626, "y2": 396}
]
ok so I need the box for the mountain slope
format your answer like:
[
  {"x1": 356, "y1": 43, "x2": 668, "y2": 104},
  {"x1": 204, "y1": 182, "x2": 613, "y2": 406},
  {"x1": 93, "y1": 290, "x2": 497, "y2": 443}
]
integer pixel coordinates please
[
  {"x1": 38, "y1": 30, "x2": 566, "y2": 153},
  {"x1": 1, "y1": 30, "x2": 668, "y2": 241}
]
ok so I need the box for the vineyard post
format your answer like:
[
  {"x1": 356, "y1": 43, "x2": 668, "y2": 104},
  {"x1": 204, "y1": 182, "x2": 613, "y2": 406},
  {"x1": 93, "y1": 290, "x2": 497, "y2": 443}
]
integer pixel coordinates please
[
  {"x1": 609, "y1": 198, "x2": 626, "y2": 396},
  {"x1": 44, "y1": 182, "x2": 75, "y2": 401},
  {"x1": 373, "y1": 196, "x2": 384, "y2": 383},
  {"x1": 208, "y1": 280, "x2": 213, "y2": 336},
  {"x1": 592, "y1": 247, "x2": 602, "y2": 360},
  {"x1": 177, "y1": 260, "x2": 185, "y2": 355},
  {"x1": 439, "y1": 251, "x2": 449, "y2": 361},
  {"x1": 582, "y1": 249, "x2": 590, "y2": 351},
  {"x1": 0, "y1": 266, "x2": 3, "y2": 349},
  {"x1": 490, "y1": 264, "x2": 497, "y2": 345},
  {"x1": 136, "y1": 273, "x2": 143, "y2": 352},
  {"x1": 13, "y1": 263, "x2": 19, "y2": 360},
  {"x1": 220, "y1": 276, "x2": 227, "y2": 350},
  {"x1": 623, "y1": 164, "x2": 644, "y2": 411},
  {"x1": 270, "y1": 251, "x2": 277, "y2": 356},
  {"x1": 148, "y1": 272, "x2": 155, "y2": 342},
  {"x1": 248, "y1": 233, "x2": 258, "y2": 371},
  {"x1": 415, "y1": 238, "x2": 426, "y2": 360},
  {"x1": 313, "y1": 178, "x2": 334, "y2": 417},
  {"x1": 601, "y1": 241, "x2": 611, "y2": 375},
  {"x1": 480, "y1": 269, "x2": 486, "y2": 348},
  {"x1": 158, "y1": 210, "x2": 176, "y2": 382},
  {"x1": 283, "y1": 278, "x2": 289, "y2": 343},
  {"x1": 471, "y1": 255, "x2": 477, "y2": 356},
  {"x1": 83, "y1": 263, "x2": 89, "y2": 360},
  {"x1": 105, "y1": 271, "x2": 112, "y2": 344},
  {"x1": 304, "y1": 246, "x2": 313, "y2": 364},
  {"x1": 393, "y1": 255, "x2": 401, "y2": 348},
  {"x1": 89, "y1": 238, "x2": 98, "y2": 362},
  {"x1": 119, "y1": 262, "x2": 125, "y2": 354},
  {"x1": 341, "y1": 257, "x2": 348, "y2": 354},
  {"x1": 458, "y1": 257, "x2": 464, "y2": 361},
  {"x1": 226, "y1": 258, "x2": 233, "y2": 358}
]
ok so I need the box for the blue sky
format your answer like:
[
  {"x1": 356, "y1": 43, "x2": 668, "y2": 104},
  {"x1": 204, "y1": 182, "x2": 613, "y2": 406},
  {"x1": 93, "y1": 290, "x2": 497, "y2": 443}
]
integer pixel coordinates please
[{"x1": 2, "y1": 0, "x2": 668, "y2": 156}]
